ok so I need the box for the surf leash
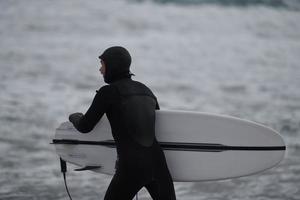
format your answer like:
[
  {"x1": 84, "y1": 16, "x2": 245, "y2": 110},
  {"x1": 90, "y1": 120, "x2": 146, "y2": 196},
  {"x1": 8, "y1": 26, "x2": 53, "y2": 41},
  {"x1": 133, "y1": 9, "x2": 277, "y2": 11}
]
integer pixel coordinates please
[
  {"x1": 60, "y1": 158, "x2": 73, "y2": 200},
  {"x1": 59, "y1": 157, "x2": 138, "y2": 200}
]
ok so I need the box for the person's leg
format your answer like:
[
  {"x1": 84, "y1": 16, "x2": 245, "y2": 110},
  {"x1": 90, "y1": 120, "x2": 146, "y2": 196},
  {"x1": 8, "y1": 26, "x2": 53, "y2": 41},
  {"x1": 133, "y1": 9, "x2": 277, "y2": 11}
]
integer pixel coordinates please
[
  {"x1": 104, "y1": 173, "x2": 142, "y2": 200},
  {"x1": 145, "y1": 175, "x2": 176, "y2": 200},
  {"x1": 144, "y1": 180, "x2": 160, "y2": 200}
]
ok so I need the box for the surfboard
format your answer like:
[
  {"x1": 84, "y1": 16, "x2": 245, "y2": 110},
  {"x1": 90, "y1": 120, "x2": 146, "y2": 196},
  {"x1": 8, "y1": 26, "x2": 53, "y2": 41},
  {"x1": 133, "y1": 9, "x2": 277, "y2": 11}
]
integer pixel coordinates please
[{"x1": 52, "y1": 110, "x2": 286, "y2": 182}]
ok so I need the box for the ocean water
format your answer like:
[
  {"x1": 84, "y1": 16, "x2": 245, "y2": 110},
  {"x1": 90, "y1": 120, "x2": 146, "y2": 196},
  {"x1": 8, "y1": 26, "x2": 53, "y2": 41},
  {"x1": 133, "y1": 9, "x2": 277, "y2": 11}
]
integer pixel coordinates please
[{"x1": 0, "y1": 0, "x2": 300, "y2": 199}]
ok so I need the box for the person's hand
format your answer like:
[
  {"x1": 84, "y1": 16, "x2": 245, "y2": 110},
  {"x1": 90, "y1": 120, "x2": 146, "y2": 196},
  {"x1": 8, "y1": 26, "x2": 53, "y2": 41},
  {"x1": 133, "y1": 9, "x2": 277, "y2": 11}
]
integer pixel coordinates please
[{"x1": 69, "y1": 112, "x2": 83, "y2": 123}]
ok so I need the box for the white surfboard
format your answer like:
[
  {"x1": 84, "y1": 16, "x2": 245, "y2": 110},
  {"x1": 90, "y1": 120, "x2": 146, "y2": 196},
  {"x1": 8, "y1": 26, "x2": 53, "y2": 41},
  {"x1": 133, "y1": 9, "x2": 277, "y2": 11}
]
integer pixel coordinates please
[{"x1": 52, "y1": 110, "x2": 286, "y2": 182}]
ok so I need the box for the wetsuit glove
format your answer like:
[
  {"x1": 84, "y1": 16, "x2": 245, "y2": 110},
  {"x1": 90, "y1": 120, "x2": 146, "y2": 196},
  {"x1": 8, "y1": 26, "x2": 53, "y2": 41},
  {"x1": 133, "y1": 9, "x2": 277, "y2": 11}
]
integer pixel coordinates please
[{"x1": 69, "y1": 112, "x2": 83, "y2": 126}]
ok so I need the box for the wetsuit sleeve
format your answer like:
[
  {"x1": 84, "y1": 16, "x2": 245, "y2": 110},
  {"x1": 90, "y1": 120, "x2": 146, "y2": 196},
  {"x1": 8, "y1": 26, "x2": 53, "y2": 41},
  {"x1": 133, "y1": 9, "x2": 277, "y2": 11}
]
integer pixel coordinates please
[{"x1": 69, "y1": 85, "x2": 114, "y2": 133}]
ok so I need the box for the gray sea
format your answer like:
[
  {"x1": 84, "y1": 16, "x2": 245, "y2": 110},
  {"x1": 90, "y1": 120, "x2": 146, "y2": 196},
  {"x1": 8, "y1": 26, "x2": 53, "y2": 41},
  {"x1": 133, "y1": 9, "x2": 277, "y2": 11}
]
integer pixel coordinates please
[{"x1": 1, "y1": 0, "x2": 300, "y2": 199}]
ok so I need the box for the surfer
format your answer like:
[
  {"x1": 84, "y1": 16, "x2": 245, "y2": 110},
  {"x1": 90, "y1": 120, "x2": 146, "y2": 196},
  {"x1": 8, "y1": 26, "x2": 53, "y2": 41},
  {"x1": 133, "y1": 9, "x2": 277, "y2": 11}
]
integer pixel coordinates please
[{"x1": 69, "y1": 46, "x2": 176, "y2": 200}]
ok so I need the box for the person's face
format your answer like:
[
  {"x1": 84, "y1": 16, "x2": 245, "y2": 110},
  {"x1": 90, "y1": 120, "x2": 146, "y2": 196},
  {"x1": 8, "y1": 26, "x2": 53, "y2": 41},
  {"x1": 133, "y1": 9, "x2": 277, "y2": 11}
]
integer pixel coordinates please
[{"x1": 100, "y1": 60, "x2": 106, "y2": 76}]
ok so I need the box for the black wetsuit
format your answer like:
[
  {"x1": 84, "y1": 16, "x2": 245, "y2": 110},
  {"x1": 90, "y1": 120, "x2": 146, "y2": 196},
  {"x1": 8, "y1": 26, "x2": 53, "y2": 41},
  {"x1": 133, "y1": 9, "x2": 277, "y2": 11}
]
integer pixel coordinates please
[{"x1": 70, "y1": 78, "x2": 176, "y2": 200}]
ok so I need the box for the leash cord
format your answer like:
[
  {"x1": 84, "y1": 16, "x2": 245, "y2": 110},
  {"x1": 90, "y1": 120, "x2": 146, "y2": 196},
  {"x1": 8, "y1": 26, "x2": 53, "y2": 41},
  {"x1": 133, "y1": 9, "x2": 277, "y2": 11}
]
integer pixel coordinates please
[
  {"x1": 63, "y1": 172, "x2": 73, "y2": 200},
  {"x1": 60, "y1": 158, "x2": 73, "y2": 200}
]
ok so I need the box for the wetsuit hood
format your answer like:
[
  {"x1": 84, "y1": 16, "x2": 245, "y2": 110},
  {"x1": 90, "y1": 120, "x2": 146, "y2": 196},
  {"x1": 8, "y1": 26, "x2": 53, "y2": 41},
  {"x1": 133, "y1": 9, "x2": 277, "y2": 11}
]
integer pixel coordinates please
[{"x1": 99, "y1": 46, "x2": 132, "y2": 84}]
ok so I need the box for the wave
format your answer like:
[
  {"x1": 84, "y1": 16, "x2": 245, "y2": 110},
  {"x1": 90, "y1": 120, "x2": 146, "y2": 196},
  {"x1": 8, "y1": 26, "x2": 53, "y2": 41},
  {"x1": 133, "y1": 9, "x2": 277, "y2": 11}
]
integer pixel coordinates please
[{"x1": 132, "y1": 0, "x2": 300, "y2": 10}]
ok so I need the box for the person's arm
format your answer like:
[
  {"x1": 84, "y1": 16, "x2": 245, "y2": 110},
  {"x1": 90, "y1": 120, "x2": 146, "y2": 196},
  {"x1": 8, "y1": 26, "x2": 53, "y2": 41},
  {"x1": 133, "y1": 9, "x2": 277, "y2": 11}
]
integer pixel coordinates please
[{"x1": 69, "y1": 85, "x2": 113, "y2": 133}]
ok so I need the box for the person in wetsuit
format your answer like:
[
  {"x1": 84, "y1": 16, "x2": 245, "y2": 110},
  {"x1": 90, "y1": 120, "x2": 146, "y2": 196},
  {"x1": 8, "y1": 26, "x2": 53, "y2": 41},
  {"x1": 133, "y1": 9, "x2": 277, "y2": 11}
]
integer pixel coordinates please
[{"x1": 69, "y1": 46, "x2": 176, "y2": 200}]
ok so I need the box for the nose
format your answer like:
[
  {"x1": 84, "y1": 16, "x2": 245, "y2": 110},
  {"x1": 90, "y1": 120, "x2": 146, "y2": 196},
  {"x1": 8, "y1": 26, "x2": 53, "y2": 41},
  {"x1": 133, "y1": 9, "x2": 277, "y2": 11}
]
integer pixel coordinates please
[{"x1": 100, "y1": 66, "x2": 104, "y2": 75}]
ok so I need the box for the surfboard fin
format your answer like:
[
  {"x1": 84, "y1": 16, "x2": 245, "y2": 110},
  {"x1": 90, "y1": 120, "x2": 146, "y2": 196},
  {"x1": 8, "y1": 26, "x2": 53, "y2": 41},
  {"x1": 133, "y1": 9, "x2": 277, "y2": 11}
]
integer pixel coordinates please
[{"x1": 74, "y1": 166, "x2": 101, "y2": 171}]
